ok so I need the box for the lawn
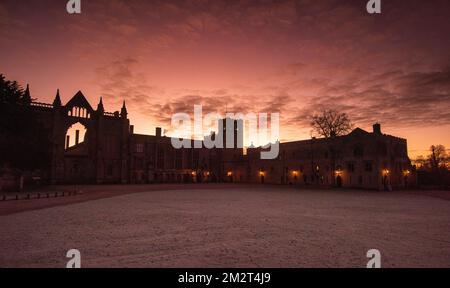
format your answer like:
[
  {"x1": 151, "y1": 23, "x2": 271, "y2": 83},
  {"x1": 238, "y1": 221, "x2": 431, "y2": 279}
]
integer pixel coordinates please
[{"x1": 0, "y1": 186, "x2": 449, "y2": 268}]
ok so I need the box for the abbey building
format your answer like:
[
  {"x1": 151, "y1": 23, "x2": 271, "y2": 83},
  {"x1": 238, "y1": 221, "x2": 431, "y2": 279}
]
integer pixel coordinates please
[{"x1": 22, "y1": 90, "x2": 415, "y2": 190}]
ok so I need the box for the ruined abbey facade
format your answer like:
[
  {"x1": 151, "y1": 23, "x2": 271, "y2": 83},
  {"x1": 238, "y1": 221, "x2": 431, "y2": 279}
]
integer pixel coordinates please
[{"x1": 28, "y1": 90, "x2": 415, "y2": 190}]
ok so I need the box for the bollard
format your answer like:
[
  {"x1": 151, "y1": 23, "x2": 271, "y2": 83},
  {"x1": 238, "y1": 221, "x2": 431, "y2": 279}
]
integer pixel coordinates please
[
  {"x1": 62, "y1": 192, "x2": 65, "y2": 197},
  {"x1": 2, "y1": 195, "x2": 5, "y2": 201},
  {"x1": 47, "y1": 193, "x2": 49, "y2": 198},
  {"x1": 27, "y1": 194, "x2": 30, "y2": 200},
  {"x1": 16, "y1": 195, "x2": 19, "y2": 200},
  {"x1": 38, "y1": 193, "x2": 41, "y2": 199},
  {"x1": 55, "y1": 192, "x2": 58, "y2": 198}
]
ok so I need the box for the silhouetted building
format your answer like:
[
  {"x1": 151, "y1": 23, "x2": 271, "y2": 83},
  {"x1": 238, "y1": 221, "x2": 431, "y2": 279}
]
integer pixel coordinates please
[
  {"x1": 4, "y1": 89, "x2": 415, "y2": 190},
  {"x1": 239, "y1": 124, "x2": 415, "y2": 190}
]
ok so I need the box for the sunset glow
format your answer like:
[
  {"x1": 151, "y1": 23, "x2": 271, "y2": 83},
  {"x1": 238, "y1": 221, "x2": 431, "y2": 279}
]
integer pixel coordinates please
[{"x1": 1, "y1": 0, "x2": 450, "y2": 158}]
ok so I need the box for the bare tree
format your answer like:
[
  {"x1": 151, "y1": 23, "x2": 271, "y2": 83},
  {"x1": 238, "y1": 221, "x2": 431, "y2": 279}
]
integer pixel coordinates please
[
  {"x1": 311, "y1": 109, "x2": 353, "y2": 138},
  {"x1": 429, "y1": 145, "x2": 447, "y2": 170}
]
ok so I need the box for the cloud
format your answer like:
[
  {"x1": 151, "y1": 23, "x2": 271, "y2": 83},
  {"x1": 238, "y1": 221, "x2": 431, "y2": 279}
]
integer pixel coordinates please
[
  {"x1": 282, "y1": 65, "x2": 450, "y2": 131},
  {"x1": 0, "y1": 2, "x2": 7, "y2": 30},
  {"x1": 2, "y1": 0, "x2": 450, "y2": 146}
]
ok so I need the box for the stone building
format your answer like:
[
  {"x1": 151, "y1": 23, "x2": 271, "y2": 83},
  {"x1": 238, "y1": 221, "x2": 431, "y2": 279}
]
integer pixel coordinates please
[
  {"x1": 228, "y1": 124, "x2": 415, "y2": 190},
  {"x1": 23, "y1": 89, "x2": 414, "y2": 190}
]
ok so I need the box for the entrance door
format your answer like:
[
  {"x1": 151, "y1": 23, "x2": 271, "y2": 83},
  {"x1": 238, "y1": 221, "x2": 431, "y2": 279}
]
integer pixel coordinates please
[{"x1": 336, "y1": 175, "x2": 342, "y2": 187}]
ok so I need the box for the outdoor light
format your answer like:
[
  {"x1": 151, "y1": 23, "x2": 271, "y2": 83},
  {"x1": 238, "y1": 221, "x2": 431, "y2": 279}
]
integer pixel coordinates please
[
  {"x1": 335, "y1": 169, "x2": 343, "y2": 176},
  {"x1": 382, "y1": 169, "x2": 390, "y2": 176},
  {"x1": 403, "y1": 170, "x2": 411, "y2": 177},
  {"x1": 227, "y1": 171, "x2": 233, "y2": 177},
  {"x1": 292, "y1": 171, "x2": 299, "y2": 177},
  {"x1": 259, "y1": 171, "x2": 265, "y2": 177}
]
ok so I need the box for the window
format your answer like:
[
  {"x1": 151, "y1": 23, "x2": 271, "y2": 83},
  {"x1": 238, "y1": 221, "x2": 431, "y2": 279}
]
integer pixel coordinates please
[
  {"x1": 365, "y1": 162, "x2": 373, "y2": 172},
  {"x1": 135, "y1": 143, "x2": 144, "y2": 153},
  {"x1": 378, "y1": 142, "x2": 387, "y2": 156},
  {"x1": 135, "y1": 157, "x2": 144, "y2": 170},
  {"x1": 347, "y1": 163, "x2": 355, "y2": 173},
  {"x1": 107, "y1": 164, "x2": 113, "y2": 176},
  {"x1": 354, "y1": 145, "x2": 364, "y2": 157}
]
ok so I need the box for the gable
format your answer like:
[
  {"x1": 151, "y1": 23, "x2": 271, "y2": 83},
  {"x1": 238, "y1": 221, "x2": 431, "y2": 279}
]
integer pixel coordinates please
[
  {"x1": 348, "y1": 127, "x2": 370, "y2": 137},
  {"x1": 64, "y1": 91, "x2": 94, "y2": 112}
]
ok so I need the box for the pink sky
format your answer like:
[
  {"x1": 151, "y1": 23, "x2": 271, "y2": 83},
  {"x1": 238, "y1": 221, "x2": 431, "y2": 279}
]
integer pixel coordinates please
[{"x1": 1, "y1": 0, "x2": 450, "y2": 157}]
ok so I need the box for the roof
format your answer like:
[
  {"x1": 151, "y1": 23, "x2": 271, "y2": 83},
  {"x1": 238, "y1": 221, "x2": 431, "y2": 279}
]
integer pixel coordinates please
[{"x1": 65, "y1": 91, "x2": 94, "y2": 112}]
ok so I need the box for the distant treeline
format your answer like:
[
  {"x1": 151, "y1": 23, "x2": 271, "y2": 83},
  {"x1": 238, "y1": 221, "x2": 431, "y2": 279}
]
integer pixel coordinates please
[{"x1": 414, "y1": 145, "x2": 450, "y2": 189}]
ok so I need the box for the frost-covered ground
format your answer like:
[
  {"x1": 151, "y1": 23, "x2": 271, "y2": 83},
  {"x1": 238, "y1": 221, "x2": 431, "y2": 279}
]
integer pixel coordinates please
[{"x1": 0, "y1": 186, "x2": 449, "y2": 268}]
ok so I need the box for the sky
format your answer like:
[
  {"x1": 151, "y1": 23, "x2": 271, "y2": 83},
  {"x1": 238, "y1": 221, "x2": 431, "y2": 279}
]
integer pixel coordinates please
[{"x1": 1, "y1": 0, "x2": 450, "y2": 158}]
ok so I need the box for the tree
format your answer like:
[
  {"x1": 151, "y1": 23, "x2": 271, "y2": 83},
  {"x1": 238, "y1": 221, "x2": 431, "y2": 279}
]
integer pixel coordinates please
[
  {"x1": 413, "y1": 155, "x2": 428, "y2": 169},
  {"x1": 0, "y1": 74, "x2": 51, "y2": 171},
  {"x1": 429, "y1": 145, "x2": 447, "y2": 170},
  {"x1": 311, "y1": 109, "x2": 353, "y2": 138}
]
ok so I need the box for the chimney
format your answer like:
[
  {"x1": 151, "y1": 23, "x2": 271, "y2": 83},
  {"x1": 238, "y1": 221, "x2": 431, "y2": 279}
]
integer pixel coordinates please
[
  {"x1": 75, "y1": 130, "x2": 80, "y2": 145},
  {"x1": 130, "y1": 125, "x2": 134, "y2": 134},
  {"x1": 156, "y1": 127, "x2": 162, "y2": 138},
  {"x1": 373, "y1": 123, "x2": 381, "y2": 135}
]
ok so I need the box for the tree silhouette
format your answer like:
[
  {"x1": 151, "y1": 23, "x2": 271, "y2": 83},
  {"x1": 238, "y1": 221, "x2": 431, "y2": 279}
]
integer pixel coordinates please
[
  {"x1": 311, "y1": 109, "x2": 353, "y2": 138},
  {"x1": 0, "y1": 74, "x2": 51, "y2": 172},
  {"x1": 429, "y1": 145, "x2": 447, "y2": 170},
  {"x1": 415, "y1": 145, "x2": 450, "y2": 188}
]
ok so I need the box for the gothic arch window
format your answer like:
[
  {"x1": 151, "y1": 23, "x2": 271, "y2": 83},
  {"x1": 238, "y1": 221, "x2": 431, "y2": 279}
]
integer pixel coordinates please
[
  {"x1": 65, "y1": 122, "x2": 87, "y2": 150},
  {"x1": 68, "y1": 107, "x2": 91, "y2": 119}
]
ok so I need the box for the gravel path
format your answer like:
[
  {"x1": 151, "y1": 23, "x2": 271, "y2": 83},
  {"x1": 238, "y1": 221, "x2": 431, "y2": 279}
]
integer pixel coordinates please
[{"x1": 0, "y1": 186, "x2": 449, "y2": 268}]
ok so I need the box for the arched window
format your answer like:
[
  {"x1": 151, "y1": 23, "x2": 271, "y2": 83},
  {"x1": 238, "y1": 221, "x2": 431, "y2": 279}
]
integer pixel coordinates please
[{"x1": 65, "y1": 122, "x2": 87, "y2": 150}]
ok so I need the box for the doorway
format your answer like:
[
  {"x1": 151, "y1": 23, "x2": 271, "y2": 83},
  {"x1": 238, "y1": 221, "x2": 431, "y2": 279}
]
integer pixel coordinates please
[{"x1": 336, "y1": 175, "x2": 342, "y2": 187}]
